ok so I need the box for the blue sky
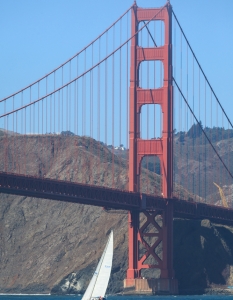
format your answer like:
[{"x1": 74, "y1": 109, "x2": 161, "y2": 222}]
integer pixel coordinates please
[{"x1": 1, "y1": 0, "x2": 233, "y2": 126}]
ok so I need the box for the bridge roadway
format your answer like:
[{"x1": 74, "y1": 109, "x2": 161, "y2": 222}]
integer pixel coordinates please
[{"x1": 0, "y1": 171, "x2": 233, "y2": 226}]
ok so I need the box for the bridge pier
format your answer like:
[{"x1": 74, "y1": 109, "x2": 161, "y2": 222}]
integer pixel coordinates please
[
  {"x1": 123, "y1": 278, "x2": 178, "y2": 295},
  {"x1": 124, "y1": 202, "x2": 178, "y2": 295}
]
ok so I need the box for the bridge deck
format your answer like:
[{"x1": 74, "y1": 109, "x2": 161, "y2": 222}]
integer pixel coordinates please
[{"x1": 0, "y1": 172, "x2": 233, "y2": 226}]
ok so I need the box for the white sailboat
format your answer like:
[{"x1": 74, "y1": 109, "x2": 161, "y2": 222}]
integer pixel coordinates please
[{"x1": 82, "y1": 230, "x2": 113, "y2": 300}]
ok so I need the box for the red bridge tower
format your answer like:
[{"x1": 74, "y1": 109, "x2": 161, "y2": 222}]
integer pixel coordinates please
[{"x1": 124, "y1": 1, "x2": 178, "y2": 294}]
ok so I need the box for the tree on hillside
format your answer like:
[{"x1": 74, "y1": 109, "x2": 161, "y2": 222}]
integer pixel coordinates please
[{"x1": 187, "y1": 122, "x2": 203, "y2": 139}]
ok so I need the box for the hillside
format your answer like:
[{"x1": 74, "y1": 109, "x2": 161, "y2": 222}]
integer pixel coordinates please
[
  {"x1": 173, "y1": 126, "x2": 233, "y2": 206},
  {"x1": 0, "y1": 130, "x2": 232, "y2": 294}
]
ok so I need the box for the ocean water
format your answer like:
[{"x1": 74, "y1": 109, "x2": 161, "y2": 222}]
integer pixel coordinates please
[{"x1": 0, "y1": 296, "x2": 233, "y2": 300}]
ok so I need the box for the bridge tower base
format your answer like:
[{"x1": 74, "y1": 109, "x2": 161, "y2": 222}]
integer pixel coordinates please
[{"x1": 123, "y1": 278, "x2": 178, "y2": 295}]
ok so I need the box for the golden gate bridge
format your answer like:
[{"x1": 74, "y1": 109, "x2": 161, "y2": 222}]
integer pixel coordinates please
[{"x1": 0, "y1": 0, "x2": 233, "y2": 294}]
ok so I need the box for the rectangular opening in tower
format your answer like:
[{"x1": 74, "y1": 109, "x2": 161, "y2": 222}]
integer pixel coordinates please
[
  {"x1": 139, "y1": 61, "x2": 164, "y2": 89},
  {"x1": 138, "y1": 20, "x2": 165, "y2": 48},
  {"x1": 140, "y1": 104, "x2": 162, "y2": 139}
]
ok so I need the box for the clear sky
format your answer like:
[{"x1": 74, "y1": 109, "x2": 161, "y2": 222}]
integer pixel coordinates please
[{"x1": 1, "y1": 0, "x2": 233, "y2": 124}]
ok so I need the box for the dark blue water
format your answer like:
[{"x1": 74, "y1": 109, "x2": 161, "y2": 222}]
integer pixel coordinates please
[{"x1": 0, "y1": 296, "x2": 233, "y2": 300}]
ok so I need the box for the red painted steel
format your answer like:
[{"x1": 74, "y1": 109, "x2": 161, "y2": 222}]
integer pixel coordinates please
[{"x1": 127, "y1": 1, "x2": 174, "y2": 280}]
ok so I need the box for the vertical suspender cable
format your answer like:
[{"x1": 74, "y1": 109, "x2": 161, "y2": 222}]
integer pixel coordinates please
[
  {"x1": 204, "y1": 80, "x2": 206, "y2": 201},
  {"x1": 221, "y1": 109, "x2": 223, "y2": 194},
  {"x1": 217, "y1": 91, "x2": 219, "y2": 190},
  {"x1": 125, "y1": 13, "x2": 129, "y2": 191},
  {"x1": 172, "y1": 20, "x2": 176, "y2": 195},
  {"x1": 154, "y1": 21, "x2": 156, "y2": 190},
  {"x1": 24, "y1": 94, "x2": 26, "y2": 175},
  {"x1": 13, "y1": 96, "x2": 15, "y2": 173},
  {"x1": 21, "y1": 91, "x2": 24, "y2": 175},
  {"x1": 186, "y1": 42, "x2": 188, "y2": 196},
  {"x1": 211, "y1": 91, "x2": 213, "y2": 184},
  {"x1": 154, "y1": 20, "x2": 157, "y2": 193},
  {"x1": 89, "y1": 55, "x2": 92, "y2": 185},
  {"x1": 4, "y1": 100, "x2": 7, "y2": 172},
  {"x1": 71, "y1": 79, "x2": 75, "y2": 183},
  {"x1": 16, "y1": 104, "x2": 18, "y2": 173},
  {"x1": 147, "y1": 25, "x2": 149, "y2": 194},
  {"x1": 53, "y1": 82, "x2": 58, "y2": 178},
  {"x1": 69, "y1": 61, "x2": 71, "y2": 132},
  {"x1": 61, "y1": 67, "x2": 64, "y2": 180},
  {"x1": 112, "y1": 25, "x2": 115, "y2": 188},
  {"x1": 81, "y1": 74, "x2": 84, "y2": 183},
  {"x1": 46, "y1": 76, "x2": 48, "y2": 178},
  {"x1": 57, "y1": 89, "x2": 60, "y2": 181},
  {"x1": 126, "y1": 12, "x2": 129, "y2": 161},
  {"x1": 3, "y1": 102, "x2": 5, "y2": 171},
  {"x1": 228, "y1": 121, "x2": 230, "y2": 191},
  {"x1": 140, "y1": 25, "x2": 143, "y2": 193},
  {"x1": 53, "y1": 71, "x2": 56, "y2": 178},
  {"x1": 74, "y1": 76, "x2": 77, "y2": 182},
  {"x1": 6, "y1": 103, "x2": 8, "y2": 172},
  {"x1": 68, "y1": 63, "x2": 70, "y2": 181},
  {"x1": 76, "y1": 55, "x2": 79, "y2": 136},
  {"x1": 84, "y1": 49, "x2": 86, "y2": 182},
  {"x1": 24, "y1": 97, "x2": 26, "y2": 175},
  {"x1": 42, "y1": 84, "x2": 44, "y2": 178},
  {"x1": 76, "y1": 56, "x2": 79, "y2": 183},
  {"x1": 198, "y1": 69, "x2": 200, "y2": 199},
  {"x1": 160, "y1": 20, "x2": 163, "y2": 139},
  {"x1": 192, "y1": 55, "x2": 195, "y2": 199},
  {"x1": 15, "y1": 101, "x2": 17, "y2": 173},
  {"x1": 91, "y1": 44, "x2": 94, "y2": 185},
  {"x1": 38, "y1": 81, "x2": 40, "y2": 177},
  {"x1": 30, "y1": 86, "x2": 32, "y2": 175},
  {"x1": 105, "y1": 33, "x2": 108, "y2": 185},
  {"x1": 179, "y1": 30, "x2": 182, "y2": 198},
  {"x1": 84, "y1": 50, "x2": 86, "y2": 138},
  {"x1": 66, "y1": 84, "x2": 68, "y2": 180},
  {"x1": 33, "y1": 95, "x2": 35, "y2": 150},
  {"x1": 98, "y1": 38, "x2": 101, "y2": 185},
  {"x1": 69, "y1": 60, "x2": 72, "y2": 181},
  {"x1": 49, "y1": 80, "x2": 52, "y2": 135},
  {"x1": 119, "y1": 18, "x2": 122, "y2": 185}
]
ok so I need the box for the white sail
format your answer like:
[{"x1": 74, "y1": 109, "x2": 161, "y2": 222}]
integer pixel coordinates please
[{"x1": 82, "y1": 231, "x2": 113, "y2": 300}]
